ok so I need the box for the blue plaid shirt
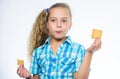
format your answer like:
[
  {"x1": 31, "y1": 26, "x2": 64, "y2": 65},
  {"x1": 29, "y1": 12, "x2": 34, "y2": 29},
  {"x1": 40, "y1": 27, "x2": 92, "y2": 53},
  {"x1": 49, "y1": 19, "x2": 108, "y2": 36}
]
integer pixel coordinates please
[{"x1": 30, "y1": 36, "x2": 86, "y2": 79}]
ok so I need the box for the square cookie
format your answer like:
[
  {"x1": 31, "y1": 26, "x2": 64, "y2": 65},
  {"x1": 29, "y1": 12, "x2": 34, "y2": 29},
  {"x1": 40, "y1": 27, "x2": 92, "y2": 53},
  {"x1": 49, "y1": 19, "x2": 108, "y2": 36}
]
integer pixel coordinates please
[
  {"x1": 17, "y1": 59, "x2": 24, "y2": 65},
  {"x1": 92, "y1": 29, "x2": 102, "y2": 39}
]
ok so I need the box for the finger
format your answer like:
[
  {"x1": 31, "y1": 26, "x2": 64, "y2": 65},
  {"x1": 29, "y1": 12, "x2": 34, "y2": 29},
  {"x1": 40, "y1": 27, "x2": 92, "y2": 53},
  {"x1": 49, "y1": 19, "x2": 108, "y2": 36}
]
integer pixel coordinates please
[
  {"x1": 21, "y1": 64, "x2": 24, "y2": 68},
  {"x1": 97, "y1": 42, "x2": 102, "y2": 50},
  {"x1": 94, "y1": 38, "x2": 101, "y2": 47},
  {"x1": 96, "y1": 39, "x2": 102, "y2": 49},
  {"x1": 17, "y1": 65, "x2": 24, "y2": 76},
  {"x1": 17, "y1": 65, "x2": 22, "y2": 74},
  {"x1": 95, "y1": 41, "x2": 102, "y2": 51},
  {"x1": 97, "y1": 38, "x2": 101, "y2": 45},
  {"x1": 19, "y1": 73, "x2": 24, "y2": 78},
  {"x1": 18, "y1": 68, "x2": 24, "y2": 78}
]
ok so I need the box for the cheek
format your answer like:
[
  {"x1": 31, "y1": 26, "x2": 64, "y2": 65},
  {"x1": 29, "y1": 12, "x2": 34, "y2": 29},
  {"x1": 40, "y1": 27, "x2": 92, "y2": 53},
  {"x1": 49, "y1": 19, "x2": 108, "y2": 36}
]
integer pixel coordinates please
[
  {"x1": 66, "y1": 27, "x2": 70, "y2": 32},
  {"x1": 47, "y1": 22, "x2": 51, "y2": 29},
  {"x1": 47, "y1": 23, "x2": 55, "y2": 31},
  {"x1": 48, "y1": 21, "x2": 55, "y2": 26},
  {"x1": 65, "y1": 25, "x2": 71, "y2": 31}
]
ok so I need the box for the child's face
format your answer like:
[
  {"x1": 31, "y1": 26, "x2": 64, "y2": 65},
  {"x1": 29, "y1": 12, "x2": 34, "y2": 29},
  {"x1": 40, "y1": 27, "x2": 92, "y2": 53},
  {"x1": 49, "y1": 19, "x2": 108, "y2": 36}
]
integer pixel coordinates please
[{"x1": 47, "y1": 7, "x2": 72, "y2": 40}]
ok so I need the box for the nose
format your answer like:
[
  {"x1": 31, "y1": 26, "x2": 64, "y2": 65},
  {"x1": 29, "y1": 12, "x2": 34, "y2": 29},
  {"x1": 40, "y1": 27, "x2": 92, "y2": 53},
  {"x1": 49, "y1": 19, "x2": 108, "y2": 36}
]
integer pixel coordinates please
[{"x1": 56, "y1": 20, "x2": 62, "y2": 28}]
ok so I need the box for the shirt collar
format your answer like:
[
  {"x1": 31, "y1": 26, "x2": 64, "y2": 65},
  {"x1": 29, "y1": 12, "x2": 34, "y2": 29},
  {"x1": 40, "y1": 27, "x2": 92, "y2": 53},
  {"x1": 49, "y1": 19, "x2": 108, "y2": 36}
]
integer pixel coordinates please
[
  {"x1": 44, "y1": 36, "x2": 51, "y2": 45},
  {"x1": 43, "y1": 36, "x2": 72, "y2": 46},
  {"x1": 63, "y1": 36, "x2": 72, "y2": 46}
]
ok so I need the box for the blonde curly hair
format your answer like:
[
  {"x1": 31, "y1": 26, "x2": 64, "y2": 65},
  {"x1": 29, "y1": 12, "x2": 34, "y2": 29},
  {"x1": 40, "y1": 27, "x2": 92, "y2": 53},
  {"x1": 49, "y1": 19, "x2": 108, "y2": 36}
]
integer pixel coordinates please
[{"x1": 28, "y1": 9, "x2": 49, "y2": 59}]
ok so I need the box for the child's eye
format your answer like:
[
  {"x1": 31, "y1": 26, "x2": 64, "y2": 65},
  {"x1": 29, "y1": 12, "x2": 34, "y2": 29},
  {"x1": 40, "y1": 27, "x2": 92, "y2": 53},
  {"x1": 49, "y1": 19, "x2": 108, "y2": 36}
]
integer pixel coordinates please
[
  {"x1": 50, "y1": 19, "x2": 56, "y2": 22},
  {"x1": 62, "y1": 19, "x2": 67, "y2": 23}
]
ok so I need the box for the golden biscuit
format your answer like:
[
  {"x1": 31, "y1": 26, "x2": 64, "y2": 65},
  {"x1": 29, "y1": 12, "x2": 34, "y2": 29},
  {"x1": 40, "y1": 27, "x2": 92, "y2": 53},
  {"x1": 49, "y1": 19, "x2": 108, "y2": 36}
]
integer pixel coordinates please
[
  {"x1": 92, "y1": 29, "x2": 102, "y2": 39},
  {"x1": 17, "y1": 59, "x2": 24, "y2": 65}
]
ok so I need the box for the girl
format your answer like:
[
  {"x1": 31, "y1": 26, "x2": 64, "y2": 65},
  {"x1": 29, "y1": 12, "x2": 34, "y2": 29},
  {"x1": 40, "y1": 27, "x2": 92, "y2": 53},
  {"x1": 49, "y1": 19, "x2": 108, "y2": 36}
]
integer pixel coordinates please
[{"x1": 17, "y1": 3, "x2": 101, "y2": 79}]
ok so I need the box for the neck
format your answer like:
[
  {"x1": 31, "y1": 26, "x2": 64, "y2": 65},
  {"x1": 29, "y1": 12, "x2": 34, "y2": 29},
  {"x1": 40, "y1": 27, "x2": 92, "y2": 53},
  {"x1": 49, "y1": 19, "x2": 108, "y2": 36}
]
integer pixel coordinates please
[
  {"x1": 50, "y1": 37, "x2": 66, "y2": 55},
  {"x1": 50, "y1": 37, "x2": 66, "y2": 45}
]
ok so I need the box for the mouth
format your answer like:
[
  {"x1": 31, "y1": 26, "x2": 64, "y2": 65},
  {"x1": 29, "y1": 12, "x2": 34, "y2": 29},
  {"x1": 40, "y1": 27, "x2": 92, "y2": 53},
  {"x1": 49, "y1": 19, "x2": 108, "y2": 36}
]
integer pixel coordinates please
[{"x1": 55, "y1": 31, "x2": 62, "y2": 34}]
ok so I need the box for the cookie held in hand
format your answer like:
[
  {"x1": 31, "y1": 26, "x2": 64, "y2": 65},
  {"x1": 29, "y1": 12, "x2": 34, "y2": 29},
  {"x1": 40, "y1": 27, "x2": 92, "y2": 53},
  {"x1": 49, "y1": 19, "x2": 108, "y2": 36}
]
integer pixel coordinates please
[
  {"x1": 92, "y1": 29, "x2": 102, "y2": 39},
  {"x1": 17, "y1": 59, "x2": 24, "y2": 65}
]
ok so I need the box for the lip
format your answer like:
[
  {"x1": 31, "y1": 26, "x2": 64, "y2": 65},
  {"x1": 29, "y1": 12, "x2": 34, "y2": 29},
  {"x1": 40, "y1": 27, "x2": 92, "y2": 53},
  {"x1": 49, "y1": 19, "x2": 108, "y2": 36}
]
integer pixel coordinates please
[{"x1": 55, "y1": 31, "x2": 62, "y2": 34}]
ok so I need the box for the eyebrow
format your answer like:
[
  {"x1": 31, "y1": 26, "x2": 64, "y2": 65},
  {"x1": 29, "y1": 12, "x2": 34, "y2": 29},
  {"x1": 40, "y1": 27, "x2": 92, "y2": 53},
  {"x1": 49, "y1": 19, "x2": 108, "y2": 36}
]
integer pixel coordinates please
[{"x1": 49, "y1": 17, "x2": 70, "y2": 19}]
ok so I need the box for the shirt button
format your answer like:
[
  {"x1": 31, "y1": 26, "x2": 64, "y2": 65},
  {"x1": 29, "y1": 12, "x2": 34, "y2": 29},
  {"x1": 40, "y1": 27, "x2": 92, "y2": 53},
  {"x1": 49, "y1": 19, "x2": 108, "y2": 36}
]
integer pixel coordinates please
[{"x1": 52, "y1": 70, "x2": 55, "y2": 74}]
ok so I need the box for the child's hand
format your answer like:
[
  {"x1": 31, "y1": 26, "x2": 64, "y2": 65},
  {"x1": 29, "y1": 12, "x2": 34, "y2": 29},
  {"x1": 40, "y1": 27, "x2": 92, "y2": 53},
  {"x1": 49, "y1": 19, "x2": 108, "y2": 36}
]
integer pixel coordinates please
[
  {"x1": 87, "y1": 38, "x2": 102, "y2": 54},
  {"x1": 17, "y1": 65, "x2": 31, "y2": 78}
]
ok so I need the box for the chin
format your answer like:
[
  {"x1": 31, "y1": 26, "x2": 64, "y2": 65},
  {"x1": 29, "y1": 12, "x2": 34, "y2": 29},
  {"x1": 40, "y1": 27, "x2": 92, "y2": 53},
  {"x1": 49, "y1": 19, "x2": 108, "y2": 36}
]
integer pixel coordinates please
[{"x1": 55, "y1": 36, "x2": 66, "y2": 40}]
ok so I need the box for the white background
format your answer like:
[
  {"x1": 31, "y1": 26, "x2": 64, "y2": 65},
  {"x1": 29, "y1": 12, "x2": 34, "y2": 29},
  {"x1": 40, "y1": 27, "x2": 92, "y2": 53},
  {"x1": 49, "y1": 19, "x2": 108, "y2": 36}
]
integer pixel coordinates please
[{"x1": 0, "y1": 0, "x2": 120, "y2": 79}]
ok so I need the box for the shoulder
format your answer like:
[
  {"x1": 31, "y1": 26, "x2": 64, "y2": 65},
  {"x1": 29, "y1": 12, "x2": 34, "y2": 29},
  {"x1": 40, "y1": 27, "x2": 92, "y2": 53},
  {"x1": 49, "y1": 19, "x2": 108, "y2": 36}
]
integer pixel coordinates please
[
  {"x1": 72, "y1": 42, "x2": 86, "y2": 51},
  {"x1": 68, "y1": 37, "x2": 86, "y2": 54},
  {"x1": 32, "y1": 44, "x2": 47, "y2": 58},
  {"x1": 33, "y1": 37, "x2": 50, "y2": 55},
  {"x1": 69, "y1": 37, "x2": 85, "y2": 49}
]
